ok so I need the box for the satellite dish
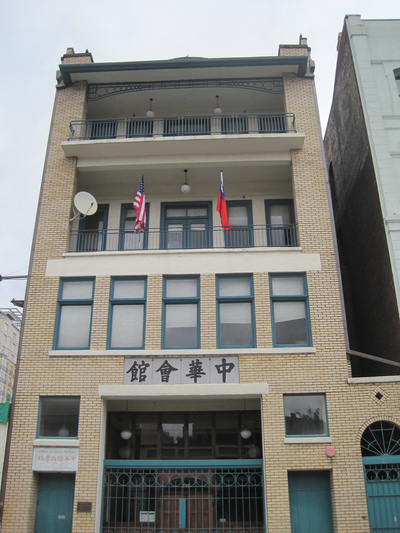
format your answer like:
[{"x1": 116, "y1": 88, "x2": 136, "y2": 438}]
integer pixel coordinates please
[{"x1": 73, "y1": 191, "x2": 98, "y2": 216}]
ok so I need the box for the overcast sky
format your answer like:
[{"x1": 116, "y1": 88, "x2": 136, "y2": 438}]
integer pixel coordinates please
[{"x1": 1, "y1": 0, "x2": 399, "y2": 309}]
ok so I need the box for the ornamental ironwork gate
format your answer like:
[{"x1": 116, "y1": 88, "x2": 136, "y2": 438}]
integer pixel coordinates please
[{"x1": 102, "y1": 461, "x2": 264, "y2": 533}]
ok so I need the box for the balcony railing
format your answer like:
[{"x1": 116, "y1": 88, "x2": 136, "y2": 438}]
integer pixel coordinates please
[
  {"x1": 68, "y1": 113, "x2": 296, "y2": 141},
  {"x1": 69, "y1": 225, "x2": 297, "y2": 252}
]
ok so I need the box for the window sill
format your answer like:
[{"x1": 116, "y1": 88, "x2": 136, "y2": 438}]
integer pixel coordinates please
[
  {"x1": 33, "y1": 438, "x2": 80, "y2": 447},
  {"x1": 284, "y1": 437, "x2": 332, "y2": 444},
  {"x1": 49, "y1": 347, "x2": 316, "y2": 357}
]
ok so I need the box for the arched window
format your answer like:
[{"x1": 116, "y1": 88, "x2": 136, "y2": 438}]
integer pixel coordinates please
[{"x1": 361, "y1": 421, "x2": 400, "y2": 457}]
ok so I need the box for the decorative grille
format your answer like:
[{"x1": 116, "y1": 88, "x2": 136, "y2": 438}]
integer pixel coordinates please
[
  {"x1": 102, "y1": 465, "x2": 264, "y2": 533},
  {"x1": 361, "y1": 421, "x2": 400, "y2": 456}
]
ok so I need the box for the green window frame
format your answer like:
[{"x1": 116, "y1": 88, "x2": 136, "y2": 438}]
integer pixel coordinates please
[
  {"x1": 216, "y1": 274, "x2": 256, "y2": 348},
  {"x1": 265, "y1": 199, "x2": 297, "y2": 247},
  {"x1": 162, "y1": 276, "x2": 200, "y2": 349},
  {"x1": 225, "y1": 200, "x2": 253, "y2": 248},
  {"x1": 160, "y1": 202, "x2": 212, "y2": 250},
  {"x1": 54, "y1": 278, "x2": 95, "y2": 349},
  {"x1": 108, "y1": 277, "x2": 147, "y2": 349},
  {"x1": 119, "y1": 203, "x2": 150, "y2": 251},
  {"x1": 37, "y1": 396, "x2": 80, "y2": 439},
  {"x1": 284, "y1": 394, "x2": 328, "y2": 437},
  {"x1": 77, "y1": 204, "x2": 109, "y2": 251},
  {"x1": 269, "y1": 274, "x2": 311, "y2": 347}
]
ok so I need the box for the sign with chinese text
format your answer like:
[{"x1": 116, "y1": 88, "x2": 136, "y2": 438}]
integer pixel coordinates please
[
  {"x1": 124, "y1": 357, "x2": 239, "y2": 385},
  {"x1": 32, "y1": 447, "x2": 79, "y2": 472}
]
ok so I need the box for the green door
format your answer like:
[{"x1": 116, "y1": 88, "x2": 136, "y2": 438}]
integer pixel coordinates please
[
  {"x1": 364, "y1": 460, "x2": 400, "y2": 532},
  {"x1": 288, "y1": 471, "x2": 333, "y2": 533},
  {"x1": 34, "y1": 473, "x2": 75, "y2": 533}
]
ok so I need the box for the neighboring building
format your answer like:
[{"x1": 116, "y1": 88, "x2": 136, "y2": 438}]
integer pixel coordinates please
[
  {"x1": 2, "y1": 38, "x2": 400, "y2": 533},
  {"x1": 0, "y1": 309, "x2": 20, "y2": 402},
  {"x1": 324, "y1": 15, "x2": 400, "y2": 377}
]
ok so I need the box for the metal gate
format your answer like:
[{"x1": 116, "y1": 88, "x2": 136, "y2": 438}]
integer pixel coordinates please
[{"x1": 102, "y1": 460, "x2": 264, "y2": 533}]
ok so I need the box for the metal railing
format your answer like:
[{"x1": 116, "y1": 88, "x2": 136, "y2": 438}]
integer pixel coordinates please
[
  {"x1": 69, "y1": 225, "x2": 297, "y2": 252},
  {"x1": 68, "y1": 113, "x2": 296, "y2": 141},
  {"x1": 102, "y1": 463, "x2": 264, "y2": 533}
]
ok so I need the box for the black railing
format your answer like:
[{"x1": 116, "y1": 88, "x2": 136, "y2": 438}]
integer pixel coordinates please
[
  {"x1": 69, "y1": 225, "x2": 297, "y2": 252},
  {"x1": 68, "y1": 113, "x2": 296, "y2": 141}
]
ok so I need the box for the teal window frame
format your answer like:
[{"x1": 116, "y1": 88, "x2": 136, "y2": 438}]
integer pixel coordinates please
[
  {"x1": 160, "y1": 202, "x2": 212, "y2": 250},
  {"x1": 77, "y1": 204, "x2": 109, "y2": 251},
  {"x1": 283, "y1": 393, "x2": 329, "y2": 437},
  {"x1": 53, "y1": 278, "x2": 95, "y2": 350},
  {"x1": 107, "y1": 277, "x2": 147, "y2": 349},
  {"x1": 37, "y1": 396, "x2": 80, "y2": 439},
  {"x1": 118, "y1": 203, "x2": 150, "y2": 251},
  {"x1": 225, "y1": 200, "x2": 253, "y2": 248},
  {"x1": 264, "y1": 199, "x2": 297, "y2": 246},
  {"x1": 216, "y1": 274, "x2": 256, "y2": 348},
  {"x1": 162, "y1": 276, "x2": 200, "y2": 349},
  {"x1": 269, "y1": 273, "x2": 312, "y2": 347}
]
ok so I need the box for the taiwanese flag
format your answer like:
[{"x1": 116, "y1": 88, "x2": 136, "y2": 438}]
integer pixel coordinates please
[{"x1": 217, "y1": 171, "x2": 229, "y2": 232}]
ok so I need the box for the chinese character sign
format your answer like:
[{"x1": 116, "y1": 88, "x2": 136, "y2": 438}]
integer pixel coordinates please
[
  {"x1": 123, "y1": 357, "x2": 239, "y2": 385},
  {"x1": 32, "y1": 447, "x2": 79, "y2": 472}
]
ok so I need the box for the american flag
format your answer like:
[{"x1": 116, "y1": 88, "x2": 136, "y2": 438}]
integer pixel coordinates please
[{"x1": 133, "y1": 176, "x2": 146, "y2": 232}]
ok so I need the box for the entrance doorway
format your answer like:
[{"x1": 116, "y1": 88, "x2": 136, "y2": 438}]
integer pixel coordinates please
[
  {"x1": 361, "y1": 421, "x2": 400, "y2": 532},
  {"x1": 288, "y1": 470, "x2": 333, "y2": 533},
  {"x1": 34, "y1": 473, "x2": 75, "y2": 533}
]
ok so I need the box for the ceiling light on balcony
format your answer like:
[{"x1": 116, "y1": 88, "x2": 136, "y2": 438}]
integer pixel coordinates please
[
  {"x1": 146, "y1": 98, "x2": 155, "y2": 117},
  {"x1": 214, "y1": 95, "x2": 222, "y2": 114},
  {"x1": 181, "y1": 169, "x2": 191, "y2": 194}
]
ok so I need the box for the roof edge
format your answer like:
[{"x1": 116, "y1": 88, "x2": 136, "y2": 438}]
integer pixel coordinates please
[{"x1": 59, "y1": 56, "x2": 308, "y2": 85}]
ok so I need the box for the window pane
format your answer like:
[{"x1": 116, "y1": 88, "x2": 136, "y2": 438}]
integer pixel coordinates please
[
  {"x1": 167, "y1": 224, "x2": 183, "y2": 249},
  {"x1": 186, "y1": 207, "x2": 207, "y2": 217},
  {"x1": 62, "y1": 280, "x2": 93, "y2": 299},
  {"x1": 284, "y1": 395, "x2": 328, "y2": 436},
  {"x1": 135, "y1": 413, "x2": 158, "y2": 459},
  {"x1": 228, "y1": 206, "x2": 248, "y2": 226},
  {"x1": 113, "y1": 279, "x2": 145, "y2": 299},
  {"x1": 166, "y1": 208, "x2": 186, "y2": 217},
  {"x1": 58, "y1": 305, "x2": 91, "y2": 348},
  {"x1": 165, "y1": 303, "x2": 197, "y2": 347},
  {"x1": 273, "y1": 301, "x2": 307, "y2": 345},
  {"x1": 219, "y1": 277, "x2": 251, "y2": 297},
  {"x1": 161, "y1": 413, "x2": 184, "y2": 458},
  {"x1": 110, "y1": 305, "x2": 144, "y2": 348},
  {"x1": 270, "y1": 205, "x2": 290, "y2": 226},
  {"x1": 220, "y1": 302, "x2": 252, "y2": 346},
  {"x1": 272, "y1": 277, "x2": 304, "y2": 296},
  {"x1": 38, "y1": 397, "x2": 79, "y2": 438},
  {"x1": 166, "y1": 278, "x2": 197, "y2": 298},
  {"x1": 188, "y1": 412, "x2": 212, "y2": 458}
]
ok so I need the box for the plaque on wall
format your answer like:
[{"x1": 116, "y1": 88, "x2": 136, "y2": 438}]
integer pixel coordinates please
[{"x1": 32, "y1": 447, "x2": 79, "y2": 472}]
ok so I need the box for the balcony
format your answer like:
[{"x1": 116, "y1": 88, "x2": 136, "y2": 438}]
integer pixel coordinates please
[
  {"x1": 69, "y1": 224, "x2": 297, "y2": 253},
  {"x1": 68, "y1": 113, "x2": 296, "y2": 141}
]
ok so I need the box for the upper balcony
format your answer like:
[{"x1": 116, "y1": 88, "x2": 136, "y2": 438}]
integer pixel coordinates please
[{"x1": 61, "y1": 112, "x2": 304, "y2": 167}]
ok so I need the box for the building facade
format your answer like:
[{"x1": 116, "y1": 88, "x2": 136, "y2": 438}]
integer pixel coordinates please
[
  {"x1": 0, "y1": 309, "x2": 20, "y2": 403},
  {"x1": 324, "y1": 15, "x2": 400, "y2": 376},
  {"x1": 2, "y1": 37, "x2": 400, "y2": 533}
]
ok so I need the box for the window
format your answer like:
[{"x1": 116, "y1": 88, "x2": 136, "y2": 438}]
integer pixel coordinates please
[
  {"x1": 161, "y1": 202, "x2": 211, "y2": 250},
  {"x1": 54, "y1": 278, "x2": 94, "y2": 349},
  {"x1": 77, "y1": 204, "x2": 109, "y2": 251},
  {"x1": 216, "y1": 275, "x2": 255, "y2": 347},
  {"x1": 162, "y1": 276, "x2": 200, "y2": 348},
  {"x1": 270, "y1": 274, "x2": 311, "y2": 346},
  {"x1": 119, "y1": 203, "x2": 149, "y2": 250},
  {"x1": 265, "y1": 200, "x2": 297, "y2": 246},
  {"x1": 108, "y1": 277, "x2": 146, "y2": 349},
  {"x1": 284, "y1": 394, "x2": 328, "y2": 436},
  {"x1": 37, "y1": 396, "x2": 80, "y2": 438},
  {"x1": 225, "y1": 201, "x2": 253, "y2": 247}
]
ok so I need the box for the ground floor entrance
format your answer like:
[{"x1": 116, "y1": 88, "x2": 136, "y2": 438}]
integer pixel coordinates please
[
  {"x1": 101, "y1": 461, "x2": 264, "y2": 533},
  {"x1": 34, "y1": 473, "x2": 75, "y2": 533}
]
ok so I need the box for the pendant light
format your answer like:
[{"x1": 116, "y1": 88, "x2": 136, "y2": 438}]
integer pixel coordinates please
[
  {"x1": 240, "y1": 399, "x2": 252, "y2": 439},
  {"x1": 214, "y1": 95, "x2": 222, "y2": 114},
  {"x1": 121, "y1": 401, "x2": 132, "y2": 440},
  {"x1": 146, "y1": 98, "x2": 155, "y2": 117},
  {"x1": 181, "y1": 169, "x2": 190, "y2": 194}
]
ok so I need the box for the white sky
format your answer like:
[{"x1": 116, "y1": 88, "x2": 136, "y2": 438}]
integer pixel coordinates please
[{"x1": 1, "y1": 0, "x2": 400, "y2": 308}]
